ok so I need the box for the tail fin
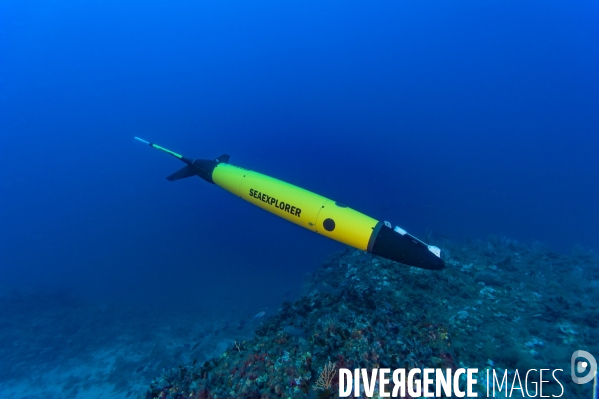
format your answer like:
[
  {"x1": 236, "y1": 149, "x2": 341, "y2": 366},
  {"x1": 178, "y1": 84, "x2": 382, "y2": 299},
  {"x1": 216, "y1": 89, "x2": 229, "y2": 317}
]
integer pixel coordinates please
[
  {"x1": 166, "y1": 154, "x2": 229, "y2": 181},
  {"x1": 216, "y1": 154, "x2": 230, "y2": 163},
  {"x1": 167, "y1": 165, "x2": 198, "y2": 181}
]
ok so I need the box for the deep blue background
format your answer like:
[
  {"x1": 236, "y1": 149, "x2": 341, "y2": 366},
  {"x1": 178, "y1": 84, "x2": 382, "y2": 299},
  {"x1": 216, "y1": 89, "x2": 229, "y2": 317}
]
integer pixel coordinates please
[{"x1": 1, "y1": 0, "x2": 598, "y2": 313}]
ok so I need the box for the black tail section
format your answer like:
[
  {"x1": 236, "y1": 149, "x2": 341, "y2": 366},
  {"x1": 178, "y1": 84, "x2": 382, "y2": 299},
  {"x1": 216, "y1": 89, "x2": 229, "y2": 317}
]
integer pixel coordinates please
[
  {"x1": 216, "y1": 154, "x2": 230, "y2": 163},
  {"x1": 167, "y1": 165, "x2": 198, "y2": 181},
  {"x1": 166, "y1": 154, "x2": 229, "y2": 183}
]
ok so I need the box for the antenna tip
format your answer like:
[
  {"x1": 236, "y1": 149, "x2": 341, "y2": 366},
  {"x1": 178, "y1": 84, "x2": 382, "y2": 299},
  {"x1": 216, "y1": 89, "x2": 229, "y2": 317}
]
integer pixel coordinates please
[{"x1": 134, "y1": 137, "x2": 150, "y2": 145}]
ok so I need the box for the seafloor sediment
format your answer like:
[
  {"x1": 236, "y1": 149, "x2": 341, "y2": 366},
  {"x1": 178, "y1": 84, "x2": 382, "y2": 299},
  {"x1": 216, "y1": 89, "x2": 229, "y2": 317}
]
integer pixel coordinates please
[
  {"x1": 141, "y1": 237, "x2": 598, "y2": 399},
  {"x1": 0, "y1": 290, "x2": 255, "y2": 398}
]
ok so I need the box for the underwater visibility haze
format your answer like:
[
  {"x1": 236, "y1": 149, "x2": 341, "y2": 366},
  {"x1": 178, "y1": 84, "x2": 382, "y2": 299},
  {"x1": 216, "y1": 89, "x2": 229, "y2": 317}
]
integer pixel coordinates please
[{"x1": 0, "y1": 0, "x2": 598, "y2": 397}]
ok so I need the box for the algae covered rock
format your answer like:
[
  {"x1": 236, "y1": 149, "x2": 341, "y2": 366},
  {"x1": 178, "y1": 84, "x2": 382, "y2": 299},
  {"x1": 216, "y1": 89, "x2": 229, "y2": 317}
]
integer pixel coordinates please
[{"x1": 141, "y1": 239, "x2": 599, "y2": 399}]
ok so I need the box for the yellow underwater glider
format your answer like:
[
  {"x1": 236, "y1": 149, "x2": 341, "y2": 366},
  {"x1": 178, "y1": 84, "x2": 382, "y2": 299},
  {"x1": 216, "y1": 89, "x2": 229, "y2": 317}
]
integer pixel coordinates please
[{"x1": 135, "y1": 137, "x2": 444, "y2": 270}]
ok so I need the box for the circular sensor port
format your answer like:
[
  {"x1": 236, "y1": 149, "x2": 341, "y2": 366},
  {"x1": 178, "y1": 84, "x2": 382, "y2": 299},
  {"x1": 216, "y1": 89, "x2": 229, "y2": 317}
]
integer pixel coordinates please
[{"x1": 323, "y1": 218, "x2": 336, "y2": 231}]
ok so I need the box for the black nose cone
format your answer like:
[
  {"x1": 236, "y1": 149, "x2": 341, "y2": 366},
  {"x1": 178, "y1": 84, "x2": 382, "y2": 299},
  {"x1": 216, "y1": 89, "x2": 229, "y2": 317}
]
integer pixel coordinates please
[{"x1": 370, "y1": 224, "x2": 445, "y2": 270}]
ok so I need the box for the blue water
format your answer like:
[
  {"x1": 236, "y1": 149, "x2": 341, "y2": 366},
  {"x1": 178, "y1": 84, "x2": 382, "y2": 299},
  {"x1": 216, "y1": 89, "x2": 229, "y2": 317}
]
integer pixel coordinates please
[{"x1": 1, "y1": 0, "x2": 598, "y2": 318}]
